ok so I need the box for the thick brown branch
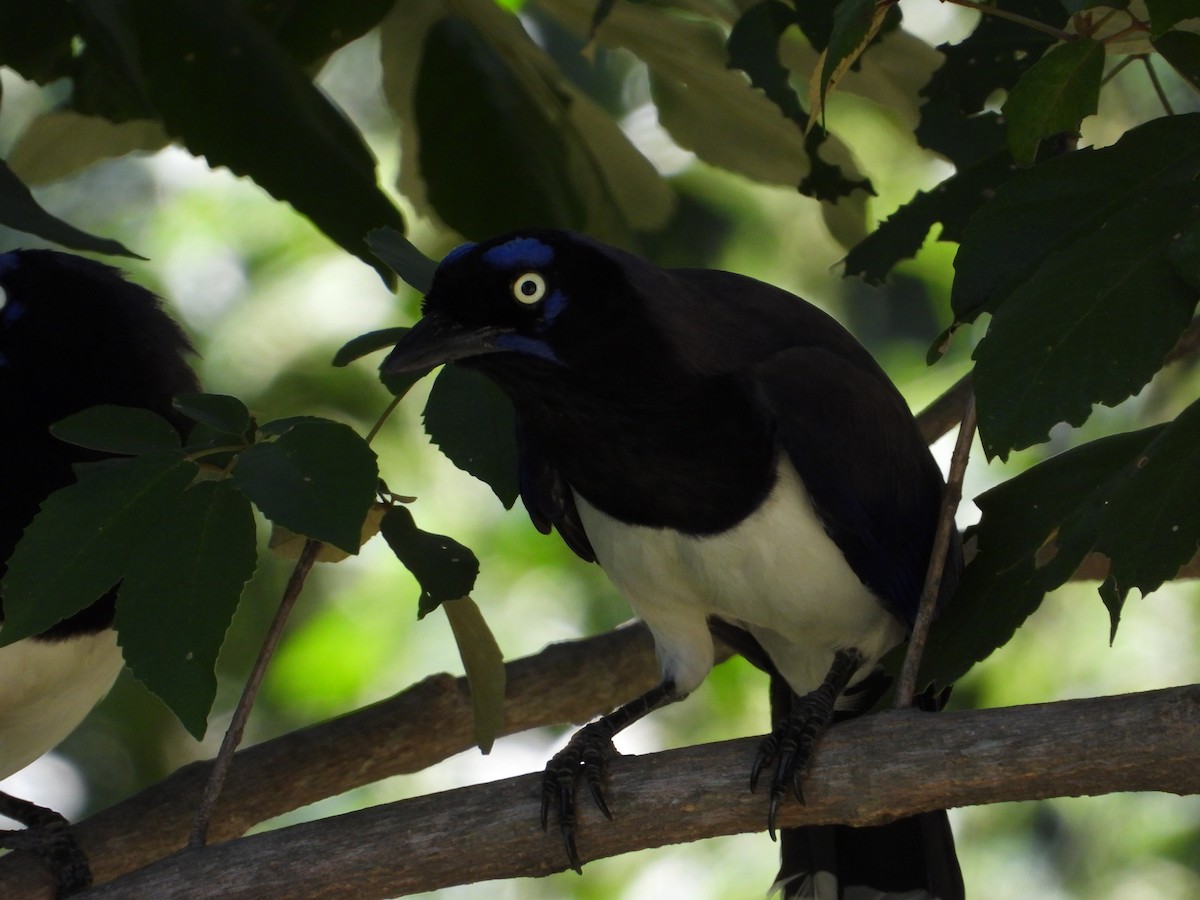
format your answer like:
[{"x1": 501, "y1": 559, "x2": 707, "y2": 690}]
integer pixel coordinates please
[
  {"x1": 77, "y1": 685, "x2": 1200, "y2": 899},
  {"x1": 0, "y1": 624, "x2": 665, "y2": 897}
]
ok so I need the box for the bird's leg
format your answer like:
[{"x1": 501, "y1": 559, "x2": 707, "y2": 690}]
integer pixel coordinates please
[
  {"x1": 0, "y1": 791, "x2": 91, "y2": 896},
  {"x1": 541, "y1": 679, "x2": 679, "y2": 872},
  {"x1": 750, "y1": 648, "x2": 865, "y2": 838}
]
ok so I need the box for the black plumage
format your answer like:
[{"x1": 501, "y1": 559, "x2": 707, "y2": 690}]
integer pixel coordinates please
[
  {"x1": 383, "y1": 229, "x2": 963, "y2": 899},
  {"x1": 0, "y1": 250, "x2": 198, "y2": 893}
]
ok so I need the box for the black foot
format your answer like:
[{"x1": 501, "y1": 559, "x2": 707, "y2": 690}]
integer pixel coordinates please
[
  {"x1": 540, "y1": 721, "x2": 617, "y2": 873},
  {"x1": 749, "y1": 648, "x2": 865, "y2": 839},
  {"x1": 0, "y1": 793, "x2": 92, "y2": 897}
]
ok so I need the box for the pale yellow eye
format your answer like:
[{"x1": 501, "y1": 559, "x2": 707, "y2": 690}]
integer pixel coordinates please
[{"x1": 512, "y1": 272, "x2": 546, "y2": 304}]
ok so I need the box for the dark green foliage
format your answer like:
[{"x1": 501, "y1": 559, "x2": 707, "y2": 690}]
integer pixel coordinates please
[
  {"x1": 232, "y1": 418, "x2": 379, "y2": 554},
  {"x1": 116, "y1": 479, "x2": 257, "y2": 738},
  {"x1": 423, "y1": 365, "x2": 520, "y2": 509},
  {"x1": 380, "y1": 505, "x2": 480, "y2": 617},
  {"x1": 0, "y1": 451, "x2": 198, "y2": 644},
  {"x1": 956, "y1": 115, "x2": 1200, "y2": 458},
  {"x1": 51, "y1": 405, "x2": 182, "y2": 455},
  {"x1": 0, "y1": 159, "x2": 139, "y2": 257}
]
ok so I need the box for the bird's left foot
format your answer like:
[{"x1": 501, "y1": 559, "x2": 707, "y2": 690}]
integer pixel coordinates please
[
  {"x1": 540, "y1": 721, "x2": 618, "y2": 873},
  {"x1": 0, "y1": 793, "x2": 92, "y2": 897},
  {"x1": 749, "y1": 648, "x2": 865, "y2": 838}
]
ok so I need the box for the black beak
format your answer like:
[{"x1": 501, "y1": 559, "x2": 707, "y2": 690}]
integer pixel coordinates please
[{"x1": 381, "y1": 314, "x2": 510, "y2": 374}]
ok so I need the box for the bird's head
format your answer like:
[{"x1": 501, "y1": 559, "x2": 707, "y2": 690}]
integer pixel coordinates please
[
  {"x1": 382, "y1": 230, "x2": 675, "y2": 391},
  {"x1": 0, "y1": 250, "x2": 196, "y2": 423}
]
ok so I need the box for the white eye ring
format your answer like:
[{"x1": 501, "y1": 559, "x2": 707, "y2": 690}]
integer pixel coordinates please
[{"x1": 512, "y1": 272, "x2": 546, "y2": 305}]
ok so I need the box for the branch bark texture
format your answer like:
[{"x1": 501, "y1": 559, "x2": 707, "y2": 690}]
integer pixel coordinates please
[{"x1": 76, "y1": 685, "x2": 1200, "y2": 899}]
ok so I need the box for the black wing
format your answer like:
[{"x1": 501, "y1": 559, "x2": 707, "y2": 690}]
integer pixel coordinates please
[{"x1": 752, "y1": 347, "x2": 957, "y2": 627}]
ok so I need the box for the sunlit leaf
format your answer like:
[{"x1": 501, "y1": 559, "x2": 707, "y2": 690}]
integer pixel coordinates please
[
  {"x1": 1002, "y1": 38, "x2": 1104, "y2": 166},
  {"x1": 443, "y1": 596, "x2": 506, "y2": 753}
]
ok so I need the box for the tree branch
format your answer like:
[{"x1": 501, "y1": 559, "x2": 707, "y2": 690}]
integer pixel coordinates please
[
  {"x1": 0, "y1": 624, "x2": 667, "y2": 896},
  {"x1": 76, "y1": 685, "x2": 1200, "y2": 899}
]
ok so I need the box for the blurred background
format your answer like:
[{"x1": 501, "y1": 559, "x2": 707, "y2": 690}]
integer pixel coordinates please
[{"x1": 1, "y1": 0, "x2": 1198, "y2": 897}]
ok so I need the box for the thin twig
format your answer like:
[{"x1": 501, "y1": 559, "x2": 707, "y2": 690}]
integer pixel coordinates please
[
  {"x1": 1100, "y1": 54, "x2": 1137, "y2": 86},
  {"x1": 188, "y1": 539, "x2": 323, "y2": 848},
  {"x1": 895, "y1": 392, "x2": 977, "y2": 708},
  {"x1": 1143, "y1": 56, "x2": 1176, "y2": 116},
  {"x1": 940, "y1": 0, "x2": 1075, "y2": 43}
]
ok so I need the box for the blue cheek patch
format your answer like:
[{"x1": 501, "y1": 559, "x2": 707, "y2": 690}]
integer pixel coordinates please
[
  {"x1": 542, "y1": 289, "x2": 568, "y2": 324},
  {"x1": 483, "y1": 237, "x2": 555, "y2": 270},
  {"x1": 496, "y1": 333, "x2": 563, "y2": 365}
]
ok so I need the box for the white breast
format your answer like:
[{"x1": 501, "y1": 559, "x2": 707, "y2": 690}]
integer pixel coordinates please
[
  {"x1": 574, "y1": 461, "x2": 905, "y2": 698},
  {"x1": 0, "y1": 629, "x2": 124, "y2": 780}
]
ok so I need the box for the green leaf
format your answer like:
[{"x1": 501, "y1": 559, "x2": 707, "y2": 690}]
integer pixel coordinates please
[
  {"x1": 919, "y1": 426, "x2": 1161, "y2": 688},
  {"x1": 727, "y1": 1, "x2": 805, "y2": 125},
  {"x1": 1002, "y1": 38, "x2": 1104, "y2": 166},
  {"x1": 380, "y1": 505, "x2": 480, "y2": 617},
  {"x1": 116, "y1": 479, "x2": 257, "y2": 739},
  {"x1": 7, "y1": 112, "x2": 170, "y2": 187},
  {"x1": 817, "y1": 0, "x2": 880, "y2": 113},
  {"x1": 51, "y1": 405, "x2": 182, "y2": 454},
  {"x1": 79, "y1": 0, "x2": 405, "y2": 282},
  {"x1": 953, "y1": 113, "x2": 1200, "y2": 321},
  {"x1": 368, "y1": 228, "x2": 438, "y2": 294},
  {"x1": 410, "y1": 16, "x2": 585, "y2": 240},
  {"x1": 242, "y1": 0, "x2": 396, "y2": 66},
  {"x1": 443, "y1": 596, "x2": 506, "y2": 754},
  {"x1": 172, "y1": 393, "x2": 251, "y2": 436},
  {"x1": 423, "y1": 366, "x2": 520, "y2": 508},
  {"x1": 1167, "y1": 216, "x2": 1200, "y2": 290},
  {"x1": 972, "y1": 187, "x2": 1199, "y2": 458},
  {"x1": 843, "y1": 150, "x2": 1017, "y2": 284},
  {"x1": 1145, "y1": 0, "x2": 1197, "y2": 37},
  {"x1": 232, "y1": 419, "x2": 378, "y2": 554},
  {"x1": 388, "y1": 2, "x2": 669, "y2": 244},
  {"x1": 0, "y1": 451, "x2": 198, "y2": 644},
  {"x1": 1091, "y1": 399, "x2": 1200, "y2": 632},
  {"x1": 921, "y1": 0, "x2": 1065, "y2": 116},
  {"x1": 1154, "y1": 30, "x2": 1200, "y2": 90},
  {"x1": 333, "y1": 327, "x2": 412, "y2": 368},
  {"x1": 0, "y1": 158, "x2": 140, "y2": 257}
]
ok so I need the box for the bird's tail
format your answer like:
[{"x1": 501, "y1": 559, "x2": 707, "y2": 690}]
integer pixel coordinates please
[
  {"x1": 768, "y1": 669, "x2": 963, "y2": 900},
  {"x1": 773, "y1": 812, "x2": 962, "y2": 900}
]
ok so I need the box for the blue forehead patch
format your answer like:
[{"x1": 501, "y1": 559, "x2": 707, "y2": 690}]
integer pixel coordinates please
[
  {"x1": 0, "y1": 252, "x2": 18, "y2": 275},
  {"x1": 440, "y1": 241, "x2": 477, "y2": 268},
  {"x1": 482, "y1": 237, "x2": 555, "y2": 270}
]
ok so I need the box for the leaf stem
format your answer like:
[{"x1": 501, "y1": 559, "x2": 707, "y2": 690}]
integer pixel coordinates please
[
  {"x1": 188, "y1": 538, "x2": 322, "y2": 848},
  {"x1": 940, "y1": 0, "x2": 1074, "y2": 43},
  {"x1": 1100, "y1": 54, "x2": 1136, "y2": 86},
  {"x1": 365, "y1": 393, "x2": 404, "y2": 446},
  {"x1": 895, "y1": 392, "x2": 977, "y2": 708}
]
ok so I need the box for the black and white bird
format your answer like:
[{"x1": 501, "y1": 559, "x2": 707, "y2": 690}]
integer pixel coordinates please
[
  {"x1": 0, "y1": 250, "x2": 197, "y2": 893},
  {"x1": 382, "y1": 230, "x2": 963, "y2": 899}
]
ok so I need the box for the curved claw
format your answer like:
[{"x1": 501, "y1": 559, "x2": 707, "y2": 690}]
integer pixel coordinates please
[{"x1": 540, "y1": 722, "x2": 617, "y2": 872}]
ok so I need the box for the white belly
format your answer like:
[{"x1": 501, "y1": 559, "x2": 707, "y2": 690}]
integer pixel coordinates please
[
  {"x1": 574, "y1": 461, "x2": 905, "y2": 698},
  {"x1": 0, "y1": 629, "x2": 124, "y2": 780}
]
